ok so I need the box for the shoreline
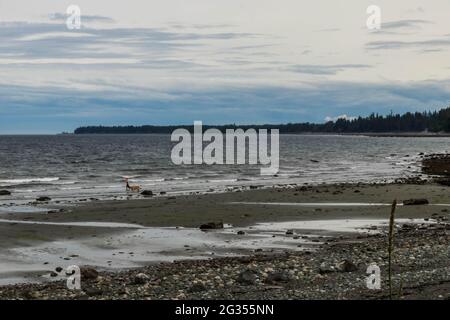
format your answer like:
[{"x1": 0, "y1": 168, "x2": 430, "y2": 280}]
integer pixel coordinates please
[{"x1": 0, "y1": 181, "x2": 448, "y2": 299}]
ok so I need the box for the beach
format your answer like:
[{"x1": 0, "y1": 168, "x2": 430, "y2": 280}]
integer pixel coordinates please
[{"x1": 0, "y1": 182, "x2": 448, "y2": 299}]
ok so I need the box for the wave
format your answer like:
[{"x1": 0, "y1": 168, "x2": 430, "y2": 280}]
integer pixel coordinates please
[
  {"x1": 0, "y1": 177, "x2": 60, "y2": 185},
  {"x1": 207, "y1": 179, "x2": 238, "y2": 183}
]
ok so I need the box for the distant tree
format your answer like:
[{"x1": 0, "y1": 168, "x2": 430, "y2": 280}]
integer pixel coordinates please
[{"x1": 73, "y1": 106, "x2": 450, "y2": 134}]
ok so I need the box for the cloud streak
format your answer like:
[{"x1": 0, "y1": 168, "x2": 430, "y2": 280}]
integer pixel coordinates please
[{"x1": 287, "y1": 64, "x2": 372, "y2": 75}]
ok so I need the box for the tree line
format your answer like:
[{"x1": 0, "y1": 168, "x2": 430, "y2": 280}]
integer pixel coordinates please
[{"x1": 74, "y1": 106, "x2": 450, "y2": 134}]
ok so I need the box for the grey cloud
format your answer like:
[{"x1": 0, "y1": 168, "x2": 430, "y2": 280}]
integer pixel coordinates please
[
  {"x1": 287, "y1": 64, "x2": 371, "y2": 75},
  {"x1": 366, "y1": 36, "x2": 450, "y2": 50},
  {"x1": 382, "y1": 19, "x2": 431, "y2": 30},
  {"x1": 0, "y1": 21, "x2": 260, "y2": 66},
  {"x1": 369, "y1": 19, "x2": 433, "y2": 36}
]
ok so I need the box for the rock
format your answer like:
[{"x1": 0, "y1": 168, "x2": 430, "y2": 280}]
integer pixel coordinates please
[
  {"x1": 435, "y1": 178, "x2": 450, "y2": 186},
  {"x1": 132, "y1": 273, "x2": 149, "y2": 285},
  {"x1": 337, "y1": 260, "x2": 358, "y2": 272},
  {"x1": 199, "y1": 221, "x2": 224, "y2": 230},
  {"x1": 140, "y1": 190, "x2": 153, "y2": 196},
  {"x1": 36, "y1": 196, "x2": 51, "y2": 202},
  {"x1": 160, "y1": 191, "x2": 166, "y2": 195},
  {"x1": 237, "y1": 230, "x2": 246, "y2": 235},
  {"x1": 189, "y1": 283, "x2": 207, "y2": 292},
  {"x1": 50, "y1": 272, "x2": 58, "y2": 277},
  {"x1": 319, "y1": 262, "x2": 335, "y2": 274},
  {"x1": 237, "y1": 269, "x2": 257, "y2": 285},
  {"x1": 265, "y1": 271, "x2": 291, "y2": 284},
  {"x1": 55, "y1": 267, "x2": 63, "y2": 273},
  {"x1": 286, "y1": 229, "x2": 294, "y2": 235},
  {"x1": 0, "y1": 190, "x2": 11, "y2": 196},
  {"x1": 403, "y1": 198, "x2": 429, "y2": 205},
  {"x1": 80, "y1": 267, "x2": 99, "y2": 280}
]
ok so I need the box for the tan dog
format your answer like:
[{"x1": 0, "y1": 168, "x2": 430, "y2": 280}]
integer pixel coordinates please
[{"x1": 125, "y1": 179, "x2": 141, "y2": 192}]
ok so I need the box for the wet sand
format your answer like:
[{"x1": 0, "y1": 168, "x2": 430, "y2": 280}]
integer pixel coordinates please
[{"x1": 3, "y1": 182, "x2": 450, "y2": 230}]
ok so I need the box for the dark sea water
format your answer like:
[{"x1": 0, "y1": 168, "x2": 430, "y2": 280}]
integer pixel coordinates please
[{"x1": 0, "y1": 134, "x2": 448, "y2": 204}]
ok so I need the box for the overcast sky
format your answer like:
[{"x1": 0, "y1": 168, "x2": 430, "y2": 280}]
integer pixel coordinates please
[{"x1": 0, "y1": 0, "x2": 449, "y2": 133}]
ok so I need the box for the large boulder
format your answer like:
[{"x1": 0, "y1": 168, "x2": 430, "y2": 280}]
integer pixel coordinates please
[
  {"x1": 140, "y1": 190, "x2": 154, "y2": 196},
  {"x1": 131, "y1": 273, "x2": 149, "y2": 285},
  {"x1": 199, "y1": 221, "x2": 224, "y2": 230},
  {"x1": 0, "y1": 190, "x2": 11, "y2": 196}
]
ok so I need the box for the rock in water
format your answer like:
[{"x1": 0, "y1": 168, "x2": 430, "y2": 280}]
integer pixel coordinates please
[
  {"x1": 0, "y1": 190, "x2": 11, "y2": 196},
  {"x1": 403, "y1": 198, "x2": 429, "y2": 205},
  {"x1": 199, "y1": 221, "x2": 224, "y2": 230},
  {"x1": 36, "y1": 196, "x2": 51, "y2": 202},
  {"x1": 140, "y1": 190, "x2": 154, "y2": 196}
]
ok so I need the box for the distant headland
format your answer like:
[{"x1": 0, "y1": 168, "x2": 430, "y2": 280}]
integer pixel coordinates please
[{"x1": 74, "y1": 106, "x2": 450, "y2": 134}]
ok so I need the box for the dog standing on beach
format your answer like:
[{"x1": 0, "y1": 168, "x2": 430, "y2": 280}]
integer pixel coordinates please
[{"x1": 125, "y1": 178, "x2": 141, "y2": 192}]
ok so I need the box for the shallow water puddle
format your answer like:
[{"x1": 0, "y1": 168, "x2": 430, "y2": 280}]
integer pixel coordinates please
[
  {"x1": 0, "y1": 205, "x2": 50, "y2": 214},
  {"x1": 248, "y1": 218, "x2": 432, "y2": 233},
  {"x1": 0, "y1": 217, "x2": 434, "y2": 285}
]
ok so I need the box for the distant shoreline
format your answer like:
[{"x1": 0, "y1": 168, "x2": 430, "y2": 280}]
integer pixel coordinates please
[{"x1": 70, "y1": 132, "x2": 450, "y2": 137}]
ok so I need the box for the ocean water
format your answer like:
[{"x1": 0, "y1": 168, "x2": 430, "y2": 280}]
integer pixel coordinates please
[{"x1": 0, "y1": 134, "x2": 448, "y2": 204}]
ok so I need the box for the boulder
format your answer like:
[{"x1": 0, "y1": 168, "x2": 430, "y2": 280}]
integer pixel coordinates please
[
  {"x1": 131, "y1": 273, "x2": 149, "y2": 285},
  {"x1": 36, "y1": 196, "x2": 51, "y2": 202},
  {"x1": 80, "y1": 266, "x2": 99, "y2": 280},
  {"x1": 337, "y1": 260, "x2": 358, "y2": 272},
  {"x1": 189, "y1": 283, "x2": 207, "y2": 293},
  {"x1": 199, "y1": 221, "x2": 224, "y2": 230},
  {"x1": 403, "y1": 198, "x2": 429, "y2": 205},
  {"x1": 265, "y1": 271, "x2": 291, "y2": 284},
  {"x1": 0, "y1": 190, "x2": 11, "y2": 196},
  {"x1": 140, "y1": 190, "x2": 154, "y2": 196},
  {"x1": 319, "y1": 262, "x2": 335, "y2": 274}
]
